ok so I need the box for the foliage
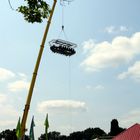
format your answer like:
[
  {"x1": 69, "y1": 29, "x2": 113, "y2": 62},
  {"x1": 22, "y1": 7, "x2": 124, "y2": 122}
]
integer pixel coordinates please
[
  {"x1": 39, "y1": 131, "x2": 61, "y2": 140},
  {"x1": 38, "y1": 128, "x2": 106, "y2": 140},
  {"x1": 0, "y1": 129, "x2": 17, "y2": 140},
  {"x1": 108, "y1": 119, "x2": 126, "y2": 136},
  {"x1": 84, "y1": 128, "x2": 107, "y2": 139},
  {"x1": 38, "y1": 133, "x2": 46, "y2": 140},
  {"x1": 17, "y1": 0, "x2": 51, "y2": 23},
  {"x1": 0, "y1": 129, "x2": 29, "y2": 140},
  {"x1": 0, "y1": 119, "x2": 125, "y2": 140},
  {"x1": 69, "y1": 128, "x2": 107, "y2": 140}
]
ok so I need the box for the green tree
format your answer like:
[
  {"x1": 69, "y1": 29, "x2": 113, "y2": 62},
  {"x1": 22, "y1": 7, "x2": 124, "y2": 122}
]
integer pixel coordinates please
[
  {"x1": 89, "y1": 128, "x2": 106, "y2": 139},
  {"x1": 38, "y1": 127, "x2": 107, "y2": 140},
  {"x1": 18, "y1": 0, "x2": 51, "y2": 23},
  {"x1": 38, "y1": 133, "x2": 46, "y2": 140},
  {"x1": 68, "y1": 127, "x2": 106, "y2": 140},
  {"x1": 0, "y1": 129, "x2": 30, "y2": 140},
  {"x1": 108, "y1": 119, "x2": 125, "y2": 136},
  {"x1": 0, "y1": 129, "x2": 17, "y2": 140},
  {"x1": 69, "y1": 131, "x2": 84, "y2": 140},
  {"x1": 39, "y1": 131, "x2": 61, "y2": 140}
]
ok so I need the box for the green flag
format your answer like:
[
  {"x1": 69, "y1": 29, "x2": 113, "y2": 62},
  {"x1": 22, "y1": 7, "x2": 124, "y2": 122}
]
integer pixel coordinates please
[
  {"x1": 16, "y1": 117, "x2": 21, "y2": 139},
  {"x1": 44, "y1": 114, "x2": 49, "y2": 140},
  {"x1": 29, "y1": 116, "x2": 35, "y2": 140}
]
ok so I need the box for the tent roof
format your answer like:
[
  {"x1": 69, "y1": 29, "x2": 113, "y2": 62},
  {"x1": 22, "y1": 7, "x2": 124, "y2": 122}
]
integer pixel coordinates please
[{"x1": 112, "y1": 123, "x2": 140, "y2": 140}]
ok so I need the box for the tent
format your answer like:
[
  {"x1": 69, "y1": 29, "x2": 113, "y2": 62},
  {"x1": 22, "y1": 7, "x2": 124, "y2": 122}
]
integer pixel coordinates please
[{"x1": 112, "y1": 123, "x2": 140, "y2": 140}]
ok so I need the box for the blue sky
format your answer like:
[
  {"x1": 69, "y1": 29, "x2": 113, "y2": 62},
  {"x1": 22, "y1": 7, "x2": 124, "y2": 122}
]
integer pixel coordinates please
[{"x1": 0, "y1": 0, "x2": 140, "y2": 138}]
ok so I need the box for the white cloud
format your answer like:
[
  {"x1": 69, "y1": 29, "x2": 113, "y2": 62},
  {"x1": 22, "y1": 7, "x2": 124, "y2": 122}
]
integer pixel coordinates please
[
  {"x1": 86, "y1": 85, "x2": 104, "y2": 90},
  {"x1": 0, "y1": 120, "x2": 16, "y2": 127},
  {"x1": 0, "y1": 94, "x2": 19, "y2": 129},
  {"x1": 105, "y1": 26, "x2": 115, "y2": 34},
  {"x1": 0, "y1": 94, "x2": 7, "y2": 103},
  {"x1": 86, "y1": 85, "x2": 92, "y2": 90},
  {"x1": 8, "y1": 80, "x2": 30, "y2": 92},
  {"x1": 120, "y1": 26, "x2": 128, "y2": 32},
  {"x1": 120, "y1": 108, "x2": 140, "y2": 128},
  {"x1": 95, "y1": 85, "x2": 104, "y2": 90},
  {"x1": 0, "y1": 67, "x2": 29, "y2": 92},
  {"x1": 37, "y1": 100, "x2": 87, "y2": 113},
  {"x1": 82, "y1": 39, "x2": 96, "y2": 54},
  {"x1": 0, "y1": 104, "x2": 18, "y2": 117},
  {"x1": 81, "y1": 32, "x2": 140, "y2": 72},
  {"x1": 104, "y1": 25, "x2": 128, "y2": 34},
  {"x1": 18, "y1": 73, "x2": 28, "y2": 80},
  {"x1": 0, "y1": 68, "x2": 15, "y2": 81},
  {"x1": 0, "y1": 94, "x2": 18, "y2": 117},
  {"x1": 118, "y1": 72, "x2": 128, "y2": 80},
  {"x1": 118, "y1": 61, "x2": 140, "y2": 81}
]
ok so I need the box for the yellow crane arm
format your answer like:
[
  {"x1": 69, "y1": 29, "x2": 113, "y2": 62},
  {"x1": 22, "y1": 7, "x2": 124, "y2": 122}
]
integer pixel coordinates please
[{"x1": 20, "y1": 0, "x2": 57, "y2": 138}]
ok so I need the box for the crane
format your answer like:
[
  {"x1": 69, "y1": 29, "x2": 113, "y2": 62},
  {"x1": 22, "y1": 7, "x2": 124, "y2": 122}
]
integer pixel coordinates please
[
  {"x1": 20, "y1": 0, "x2": 57, "y2": 138},
  {"x1": 19, "y1": 0, "x2": 77, "y2": 139}
]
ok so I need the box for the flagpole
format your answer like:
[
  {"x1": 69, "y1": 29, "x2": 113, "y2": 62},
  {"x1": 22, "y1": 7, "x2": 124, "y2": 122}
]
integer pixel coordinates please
[
  {"x1": 16, "y1": 117, "x2": 21, "y2": 140},
  {"x1": 29, "y1": 116, "x2": 35, "y2": 140},
  {"x1": 20, "y1": 0, "x2": 57, "y2": 138},
  {"x1": 44, "y1": 114, "x2": 49, "y2": 140}
]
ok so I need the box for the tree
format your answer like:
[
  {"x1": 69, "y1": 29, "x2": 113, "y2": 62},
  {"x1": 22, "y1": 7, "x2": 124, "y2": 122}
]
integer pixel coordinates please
[
  {"x1": 83, "y1": 127, "x2": 107, "y2": 140},
  {"x1": 58, "y1": 135, "x2": 67, "y2": 140},
  {"x1": 68, "y1": 127, "x2": 107, "y2": 140},
  {"x1": 108, "y1": 119, "x2": 125, "y2": 136},
  {"x1": 18, "y1": 0, "x2": 51, "y2": 23},
  {"x1": 48, "y1": 131, "x2": 61, "y2": 140},
  {"x1": 0, "y1": 129, "x2": 30, "y2": 140},
  {"x1": 0, "y1": 129, "x2": 17, "y2": 140},
  {"x1": 69, "y1": 131, "x2": 84, "y2": 140},
  {"x1": 38, "y1": 133, "x2": 46, "y2": 140},
  {"x1": 39, "y1": 131, "x2": 61, "y2": 140}
]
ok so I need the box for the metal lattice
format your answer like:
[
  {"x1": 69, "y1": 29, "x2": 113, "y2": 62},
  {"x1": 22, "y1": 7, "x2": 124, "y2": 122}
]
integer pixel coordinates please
[{"x1": 49, "y1": 39, "x2": 77, "y2": 56}]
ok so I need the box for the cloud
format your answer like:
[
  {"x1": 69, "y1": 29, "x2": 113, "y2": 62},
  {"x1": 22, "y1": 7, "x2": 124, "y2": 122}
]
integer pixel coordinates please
[
  {"x1": 0, "y1": 106, "x2": 18, "y2": 129},
  {"x1": 120, "y1": 26, "x2": 129, "y2": 32},
  {"x1": 120, "y1": 108, "x2": 140, "y2": 128},
  {"x1": 81, "y1": 32, "x2": 140, "y2": 72},
  {"x1": 0, "y1": 120, "x2": 16, "y2": 127},
  {"x1": 8, "y1": 80, "x2": 30, "y2": 92},
  {"x1": 0, "y1": 67, "x2": 29, "y2": 92},
  {"x1": 0, "y1": 94, "x2": 7, "y2": 103},
  {"x1": 82, "y1": 39, "x2": 96, "y2": 54},
  {"x1": 18, "y1": 73, "x2": 28, "y2": 80},
  {"x1": 86, "y1": 85, "x2": 92, "y2": 90},
  {"x1": 95, "y1": 85, "x2": 104, "y2": 90},
  {"x1": 0, "y1": 104, "x2": 18, "y2": 117},
  {"x1": 86, "y1": 85, "x2": 104, "y2": 90},
  {"x1": 104, "y1": 25, "x2": 128, "y2": 34},
  {"x1": 37, "y1": 100, "x2": 87, "y2": 113},
  {"x1": 0, "y1": 94, "x2": 19, "y2": 128},
  {"x1": 0, "y1": 68, "x2": 15, "y2": 81},
  {"x1": 0, "y1": 94, "x2": 18, "y2": 117},
  {"x1": 118, "y1": 61, "x2": 140, "y2": 81}
]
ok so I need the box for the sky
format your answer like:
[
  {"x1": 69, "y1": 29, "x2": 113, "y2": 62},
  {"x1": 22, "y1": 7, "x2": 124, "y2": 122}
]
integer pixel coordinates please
[{"x1": 0, "y1": 0, "x2": 140, "y2": 138}]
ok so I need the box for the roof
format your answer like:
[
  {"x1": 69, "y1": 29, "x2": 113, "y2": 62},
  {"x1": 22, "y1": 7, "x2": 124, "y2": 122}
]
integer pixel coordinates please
[{"x1": 112, "y1": 123, "x2": 140, "y2": 140}]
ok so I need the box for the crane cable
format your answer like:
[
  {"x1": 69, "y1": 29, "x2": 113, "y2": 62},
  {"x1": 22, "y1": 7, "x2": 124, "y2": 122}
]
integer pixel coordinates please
[
  {"x1": 58, "y1": 0, "x2": 68, "y2": 40},
  {"x1": 59, "y1": 0, "x2": 73, "y2": 133},
  {"x1": 60, "y1": 1, "x2": 71, "y2": 96},
  {"x1": 8, "y1": 0, "x2": 16, "y2": 11}
]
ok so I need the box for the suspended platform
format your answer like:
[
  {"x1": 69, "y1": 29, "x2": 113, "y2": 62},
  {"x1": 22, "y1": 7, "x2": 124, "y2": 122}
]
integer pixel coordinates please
[{"x1": 49, "y1": 39, "x2": 77, "y2": 56}]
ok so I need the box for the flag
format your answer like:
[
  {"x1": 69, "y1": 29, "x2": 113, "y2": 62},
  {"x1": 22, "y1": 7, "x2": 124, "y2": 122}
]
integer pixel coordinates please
[
  {"x1": 29, "y1": 116, "x2": 35, "y2": 140},
  {"x1": 44, "y1": 114, "x2": 49, "y2": 140},
  {"x1": 16, "y1": 117, "x2": 21, "y2": 139}
]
